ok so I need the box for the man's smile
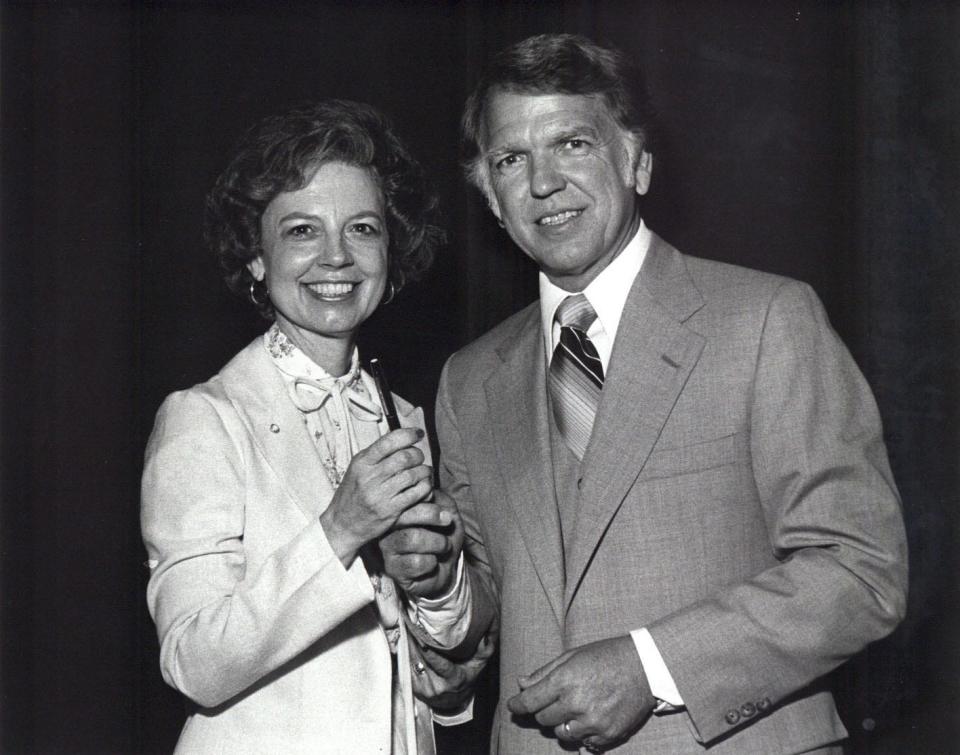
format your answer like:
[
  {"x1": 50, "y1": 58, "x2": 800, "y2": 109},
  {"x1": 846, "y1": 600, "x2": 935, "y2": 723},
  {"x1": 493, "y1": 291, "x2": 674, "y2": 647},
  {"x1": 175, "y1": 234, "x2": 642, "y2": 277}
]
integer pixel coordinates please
[{"x1": 537, "y1": 209, "x2": 584, "y2": 226}]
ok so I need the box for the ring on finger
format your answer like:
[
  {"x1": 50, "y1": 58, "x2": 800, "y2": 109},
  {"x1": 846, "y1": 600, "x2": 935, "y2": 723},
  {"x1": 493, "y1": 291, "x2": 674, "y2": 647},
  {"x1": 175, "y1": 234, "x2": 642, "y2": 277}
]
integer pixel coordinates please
[
  {"x1": 562, "y1": 721, "x2": 572, "y2": 736},
  {"x1": 414, "y1": 661, "x2": 426, "y2": 675}
]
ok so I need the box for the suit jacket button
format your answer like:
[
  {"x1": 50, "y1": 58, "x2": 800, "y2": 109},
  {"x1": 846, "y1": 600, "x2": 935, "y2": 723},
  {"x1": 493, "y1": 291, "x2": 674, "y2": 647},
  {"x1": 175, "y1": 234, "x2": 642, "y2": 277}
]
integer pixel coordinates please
[
  {"x1": 740, "y1": 702, "x2": 756, "y2": 718},
  {"x1": 757, "y1": 697, "x2": 771, "y2": 713},
  {"x1": 577, "y1": 477, "x2": 583, "y2": 490},
  {"x1": 725, "y1": 709, "x2": 741, "y2": 725}
]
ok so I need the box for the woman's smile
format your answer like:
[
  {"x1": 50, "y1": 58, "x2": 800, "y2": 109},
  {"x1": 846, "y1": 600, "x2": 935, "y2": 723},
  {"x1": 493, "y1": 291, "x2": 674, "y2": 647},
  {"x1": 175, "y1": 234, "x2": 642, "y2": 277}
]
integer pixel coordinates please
[{"x1": 304, "y1": 281, "x2": 360, "y2": 300}]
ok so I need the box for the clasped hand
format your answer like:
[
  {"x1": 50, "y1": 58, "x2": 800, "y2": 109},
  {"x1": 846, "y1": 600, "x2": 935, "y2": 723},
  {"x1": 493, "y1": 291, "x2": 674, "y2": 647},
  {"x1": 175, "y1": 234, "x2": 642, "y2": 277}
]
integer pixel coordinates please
[
  {"x1": 407, "y1": 630, "x2": 496, "y2": 711},
  {"x1": 380, "y1": 488, "x2": 464, "y2": 599},
  {"x1": 507, "y1": 636, "x2": 655, "y2": 751},
  {"x1": 320, "y1": 428, "x2": 443, "y2": 566}
]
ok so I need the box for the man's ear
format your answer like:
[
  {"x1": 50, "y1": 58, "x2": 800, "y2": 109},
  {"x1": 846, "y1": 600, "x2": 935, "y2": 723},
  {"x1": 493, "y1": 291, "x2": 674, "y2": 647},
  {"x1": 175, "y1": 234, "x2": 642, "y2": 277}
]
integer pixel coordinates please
[
  {"x1": 486, "y1": 189, "x2": 503, "y2": 224},
  {"x1": 247, "y1": 256, "x2": 265, "y2": 281},
  {"x1": 477, "y1": 170, "x2": 503, "y2": 223},
  {"x1": 634, "y1": 149, "x2": 653, "y2": 196},
  {"x1": 619, "y1": 130, "x2": 652, "y2": 196}
]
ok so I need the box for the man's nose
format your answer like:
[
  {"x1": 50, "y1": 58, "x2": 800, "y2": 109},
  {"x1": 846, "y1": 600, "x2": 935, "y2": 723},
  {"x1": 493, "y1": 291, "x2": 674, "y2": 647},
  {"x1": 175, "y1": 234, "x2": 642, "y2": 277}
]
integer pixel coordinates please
[{"x1": 528, "y1": 154, "x2": 565, "y2": 198}]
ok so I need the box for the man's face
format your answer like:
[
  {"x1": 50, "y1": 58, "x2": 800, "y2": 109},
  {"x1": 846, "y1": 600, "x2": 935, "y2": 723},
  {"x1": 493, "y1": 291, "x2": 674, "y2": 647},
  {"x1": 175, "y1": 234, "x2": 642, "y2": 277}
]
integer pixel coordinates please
[{"x1": 480, "y1": 90, "x2": 652, "y2": 291}]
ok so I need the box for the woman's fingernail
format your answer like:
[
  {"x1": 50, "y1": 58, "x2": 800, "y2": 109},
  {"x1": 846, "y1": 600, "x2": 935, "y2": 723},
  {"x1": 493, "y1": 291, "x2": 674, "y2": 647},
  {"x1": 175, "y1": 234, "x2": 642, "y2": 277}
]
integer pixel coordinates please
[
  {"x1": 416, "y1": 428, "x2": 425, "y2": 439},
  {"x1": 439, "y1": 511, "x2": 452, "y2": 525}
]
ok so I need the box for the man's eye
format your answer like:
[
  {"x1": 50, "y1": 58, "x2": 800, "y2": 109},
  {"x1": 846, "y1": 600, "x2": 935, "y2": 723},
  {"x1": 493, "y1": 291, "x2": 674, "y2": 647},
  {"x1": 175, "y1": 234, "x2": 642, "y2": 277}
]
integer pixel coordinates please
[
  {"x1": 495, "y1": 153, "x2": 524, "y2": 171},
  {"x1": 563, "y1": 138, "x2": 589, "y2": 150}
]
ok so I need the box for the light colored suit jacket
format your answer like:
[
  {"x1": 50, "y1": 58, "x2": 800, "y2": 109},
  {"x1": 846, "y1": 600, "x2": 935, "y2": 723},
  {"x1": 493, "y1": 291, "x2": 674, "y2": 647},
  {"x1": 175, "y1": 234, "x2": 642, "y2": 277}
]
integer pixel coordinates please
[
  {"x1": 437, "y1": 236, "x2": 907, "y2": 754},
  {"x1": 142, "y1": 336, "x2": 434, "y2": 754}
]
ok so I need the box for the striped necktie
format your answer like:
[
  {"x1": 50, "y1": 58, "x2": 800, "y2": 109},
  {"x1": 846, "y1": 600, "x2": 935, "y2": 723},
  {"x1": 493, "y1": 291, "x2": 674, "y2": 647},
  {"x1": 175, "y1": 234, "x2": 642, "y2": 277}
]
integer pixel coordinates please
[{"x1": 548, "y1": 294, "x2": 604, "y2": 460}]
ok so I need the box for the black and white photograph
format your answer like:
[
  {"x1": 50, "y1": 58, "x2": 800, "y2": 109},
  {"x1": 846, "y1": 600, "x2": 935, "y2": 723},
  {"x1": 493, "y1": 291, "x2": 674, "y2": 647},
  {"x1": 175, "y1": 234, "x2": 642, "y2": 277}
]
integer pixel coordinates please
[{"x1": 1, "y1": 2, "x2": 957, "y2": 753}]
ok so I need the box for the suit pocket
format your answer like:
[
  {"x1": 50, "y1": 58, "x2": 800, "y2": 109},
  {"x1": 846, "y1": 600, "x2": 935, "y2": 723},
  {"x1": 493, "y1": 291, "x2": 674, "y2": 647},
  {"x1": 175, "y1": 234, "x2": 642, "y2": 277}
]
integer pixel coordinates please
[{"x1": 639, "y1": 432, "x2": 741, "y2": 481}]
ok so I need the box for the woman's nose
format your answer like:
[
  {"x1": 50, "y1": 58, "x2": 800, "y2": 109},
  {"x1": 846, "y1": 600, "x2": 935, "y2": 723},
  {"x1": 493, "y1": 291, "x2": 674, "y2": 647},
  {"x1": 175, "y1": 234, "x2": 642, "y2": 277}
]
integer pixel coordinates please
[
  {"x1": 319, "y1": 238, "x2": 352, "y2": 267},
  {"x1": 529, "y1": 154, "x2": 565, "y2": 198}
]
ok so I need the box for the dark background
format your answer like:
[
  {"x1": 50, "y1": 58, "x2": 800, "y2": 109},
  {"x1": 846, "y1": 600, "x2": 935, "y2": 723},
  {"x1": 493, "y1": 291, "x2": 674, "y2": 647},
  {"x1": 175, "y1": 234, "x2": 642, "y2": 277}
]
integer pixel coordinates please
[{"x1": 2, "y1": 1, "x2": 957, "y2": 752}]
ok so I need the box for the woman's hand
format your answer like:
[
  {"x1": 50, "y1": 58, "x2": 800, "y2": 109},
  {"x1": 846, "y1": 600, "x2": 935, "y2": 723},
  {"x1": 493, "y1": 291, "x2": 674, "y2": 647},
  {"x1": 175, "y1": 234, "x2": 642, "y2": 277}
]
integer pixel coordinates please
[
  {"x1": 407, "y1": 630, "x2": 497, "y2": 712},
  {"x1": 320, "y1": 428, "x2": 433, "y2": 566}
]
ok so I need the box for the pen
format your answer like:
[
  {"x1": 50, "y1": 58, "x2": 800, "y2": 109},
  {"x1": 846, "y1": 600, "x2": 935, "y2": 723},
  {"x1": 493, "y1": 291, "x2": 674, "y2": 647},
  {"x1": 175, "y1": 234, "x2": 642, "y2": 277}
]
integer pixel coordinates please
[
  {"x1": 371, "y1": 357, "x2": 436, "y2": 507},
  {"x1": 369, "y1": 358, "x2": 401, "y2": 431}
]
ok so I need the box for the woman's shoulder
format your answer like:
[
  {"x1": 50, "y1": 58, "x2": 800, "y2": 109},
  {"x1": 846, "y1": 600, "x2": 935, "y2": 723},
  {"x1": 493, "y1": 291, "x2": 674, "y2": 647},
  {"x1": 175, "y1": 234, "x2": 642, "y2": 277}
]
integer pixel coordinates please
[
  {"x1": 157, "y1": 375, "x2": 229, "y2": 418},
  {"x1": 151, "y1": 336, "x2": 270, "y2": 437},
  {"x1": 149, "y1": 379, "x2": 238, "y2": 457}
]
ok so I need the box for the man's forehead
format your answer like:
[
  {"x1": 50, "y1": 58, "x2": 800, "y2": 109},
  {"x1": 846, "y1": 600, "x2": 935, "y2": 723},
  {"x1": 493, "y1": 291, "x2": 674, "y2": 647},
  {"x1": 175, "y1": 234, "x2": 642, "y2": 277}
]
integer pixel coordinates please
[{"x1": 482, "y1": 90, "x2": 618, "y2": 145}]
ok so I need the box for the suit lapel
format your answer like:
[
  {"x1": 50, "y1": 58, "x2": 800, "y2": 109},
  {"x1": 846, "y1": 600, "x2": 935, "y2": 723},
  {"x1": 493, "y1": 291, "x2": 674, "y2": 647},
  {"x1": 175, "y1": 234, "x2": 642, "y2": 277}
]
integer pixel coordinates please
[
  {"x1": 220, "y1": 338, "x2": 335, "y2": 521},
  {"x1": 565, "y1": 238, "x2": 707, "y2": 610},
  {"x1": 484, "y1": 306, "x2": 566, "y2": 627}
]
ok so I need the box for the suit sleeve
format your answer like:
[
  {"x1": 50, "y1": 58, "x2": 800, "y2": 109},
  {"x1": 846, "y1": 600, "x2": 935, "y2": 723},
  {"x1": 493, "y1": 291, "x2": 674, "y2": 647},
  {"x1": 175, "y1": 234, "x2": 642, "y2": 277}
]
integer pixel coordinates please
[
  {"x1": 141, "y1": 389, "x2": 376, "y2": 708},
  {"x1": 421, "y1": 359, "x2": 500, "y2": 656},
  {"x1": 647, "y1": 280, "x2": 908, "y2": 743}
]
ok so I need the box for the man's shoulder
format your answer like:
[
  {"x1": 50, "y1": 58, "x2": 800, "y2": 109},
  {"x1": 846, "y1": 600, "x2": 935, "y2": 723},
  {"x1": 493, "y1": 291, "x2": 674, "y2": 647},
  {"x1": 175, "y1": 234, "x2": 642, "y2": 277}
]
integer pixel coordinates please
[
  {"x1": 665, "y1": 245, "x2": 813, "y2": 321},
  {"x1": 679, "y1": 249, "x2": 793, "y2": 298},
  {"x1": 444, "y1": 301, "x2": 540, "y2": 379}
]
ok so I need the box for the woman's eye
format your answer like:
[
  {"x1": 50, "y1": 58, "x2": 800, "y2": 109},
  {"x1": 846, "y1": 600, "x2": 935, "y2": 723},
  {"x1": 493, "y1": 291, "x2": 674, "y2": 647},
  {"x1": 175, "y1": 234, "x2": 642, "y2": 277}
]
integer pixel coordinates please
[
  {"x1": 349, "y1": 222, "x2": 380, "y2": 236},
  {"x1": 286, "y1": 224, "x2": 315, "y2": 238}
]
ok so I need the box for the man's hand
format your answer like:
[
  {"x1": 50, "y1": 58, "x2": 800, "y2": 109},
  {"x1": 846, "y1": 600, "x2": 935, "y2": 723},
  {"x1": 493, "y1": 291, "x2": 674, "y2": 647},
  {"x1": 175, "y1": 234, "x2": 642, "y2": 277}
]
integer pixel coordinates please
[
  {"x1": 408, "y1": 630, "x2": 496, "y2": 711},
  {"x1": 380, "y1": 490, "x2": 464, "y2": 599},
  {"x1": 506, "y1": 636, "x2": 655, "y2": 752}
]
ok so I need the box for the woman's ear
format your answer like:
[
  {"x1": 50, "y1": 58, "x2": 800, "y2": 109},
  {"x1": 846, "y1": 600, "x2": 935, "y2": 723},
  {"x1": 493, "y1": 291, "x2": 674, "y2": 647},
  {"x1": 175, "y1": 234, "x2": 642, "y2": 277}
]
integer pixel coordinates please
[{"x1": 247, "y1": 256, "x2": 265, "y2": 281}]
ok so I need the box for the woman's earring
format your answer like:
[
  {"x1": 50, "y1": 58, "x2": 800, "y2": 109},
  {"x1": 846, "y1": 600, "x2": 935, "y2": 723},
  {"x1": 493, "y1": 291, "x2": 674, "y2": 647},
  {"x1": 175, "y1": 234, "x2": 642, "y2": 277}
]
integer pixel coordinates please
[
  {"x1": 249, "y1": 279, "x2": 270, "y2": 308},
  {"x1": 381, "y1": 280, "x2": 396, "y2": 305}
]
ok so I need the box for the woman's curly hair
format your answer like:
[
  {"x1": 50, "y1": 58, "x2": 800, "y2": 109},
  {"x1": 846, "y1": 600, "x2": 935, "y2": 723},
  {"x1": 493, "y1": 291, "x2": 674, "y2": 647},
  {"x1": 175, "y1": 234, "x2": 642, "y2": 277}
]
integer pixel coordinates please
[{"x1": 205, "y1": 99, "x2": 443, "y2": 318}]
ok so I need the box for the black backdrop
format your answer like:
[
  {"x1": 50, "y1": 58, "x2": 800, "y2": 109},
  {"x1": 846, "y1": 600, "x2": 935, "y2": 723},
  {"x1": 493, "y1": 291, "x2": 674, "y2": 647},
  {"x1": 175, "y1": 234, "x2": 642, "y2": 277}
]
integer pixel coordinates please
[{"x1": 1, "y1": 1, "x2": 958, "y2": 753}]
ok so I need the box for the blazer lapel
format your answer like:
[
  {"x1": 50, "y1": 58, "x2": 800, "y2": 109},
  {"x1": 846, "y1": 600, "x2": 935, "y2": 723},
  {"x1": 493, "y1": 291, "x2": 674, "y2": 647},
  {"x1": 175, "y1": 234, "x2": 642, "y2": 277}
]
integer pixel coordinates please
[
  {"x1": 220, "y1": 338, "x2": 335, "y2": 521},
  {"x1": 484, "y1": 306, "x2": 566, "y2": 627},
  {"x1": 565, "y1": 238, "x2": 707, "y2": 610}
]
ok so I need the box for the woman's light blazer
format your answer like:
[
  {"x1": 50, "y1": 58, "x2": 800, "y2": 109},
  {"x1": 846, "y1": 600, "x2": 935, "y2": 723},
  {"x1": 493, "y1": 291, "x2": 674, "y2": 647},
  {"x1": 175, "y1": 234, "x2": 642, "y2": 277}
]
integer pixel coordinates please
[{"x1": 141, "y1": 336, "x2": 433, "y2": 754}]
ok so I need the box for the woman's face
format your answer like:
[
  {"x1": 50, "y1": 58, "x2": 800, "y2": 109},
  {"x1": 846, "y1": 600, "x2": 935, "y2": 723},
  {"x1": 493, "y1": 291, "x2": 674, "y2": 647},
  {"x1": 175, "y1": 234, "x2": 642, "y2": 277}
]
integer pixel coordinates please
[{"x1": 249, "y1": 161, "x2": 389, "y2": 366}]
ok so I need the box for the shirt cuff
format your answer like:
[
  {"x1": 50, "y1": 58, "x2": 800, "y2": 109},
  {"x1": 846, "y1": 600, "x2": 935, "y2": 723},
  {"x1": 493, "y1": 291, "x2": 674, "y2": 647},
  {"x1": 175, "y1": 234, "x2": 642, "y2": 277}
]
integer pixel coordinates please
[
  {"x1": 406, "y1": 553, "x2": 471, "y2": 649},
  {"x1": 630, "y1": 627, "x2": 684, "y2": 710},
  {"x1": 432, "y1": 697, "x2": 474, "y2": 726}
]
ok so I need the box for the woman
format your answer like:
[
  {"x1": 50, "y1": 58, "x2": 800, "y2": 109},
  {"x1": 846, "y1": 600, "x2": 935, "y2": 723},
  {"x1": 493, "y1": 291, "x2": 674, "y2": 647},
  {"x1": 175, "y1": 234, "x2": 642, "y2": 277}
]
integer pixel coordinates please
[{"x1": 141, "y1": 100, "x2": 448, "y2": 754}]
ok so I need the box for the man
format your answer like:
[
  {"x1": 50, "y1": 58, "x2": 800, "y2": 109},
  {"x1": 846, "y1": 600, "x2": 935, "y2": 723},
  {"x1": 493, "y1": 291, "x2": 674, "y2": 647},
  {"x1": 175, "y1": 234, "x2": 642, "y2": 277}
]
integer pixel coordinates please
[{"x1": 383, "y1": 33, "x2": 907, "y2": 754}]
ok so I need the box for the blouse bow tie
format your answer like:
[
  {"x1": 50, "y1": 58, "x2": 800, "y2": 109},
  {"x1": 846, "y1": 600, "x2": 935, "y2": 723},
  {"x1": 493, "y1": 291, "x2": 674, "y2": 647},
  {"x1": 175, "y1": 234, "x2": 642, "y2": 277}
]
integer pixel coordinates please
[{"x1": 289, "y1": 376, "x2": 384, "y2": 423}]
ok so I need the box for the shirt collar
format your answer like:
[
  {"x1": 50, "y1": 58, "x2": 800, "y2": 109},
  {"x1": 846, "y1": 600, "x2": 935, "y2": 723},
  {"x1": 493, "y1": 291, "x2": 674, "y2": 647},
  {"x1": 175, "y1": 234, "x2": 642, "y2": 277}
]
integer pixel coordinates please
[
  {"x1": 263, "y1": 322, "x2": 361, "y2": 388},
  {"x1": 539, "y1": 219, "x2": 651, "y2": 353}
]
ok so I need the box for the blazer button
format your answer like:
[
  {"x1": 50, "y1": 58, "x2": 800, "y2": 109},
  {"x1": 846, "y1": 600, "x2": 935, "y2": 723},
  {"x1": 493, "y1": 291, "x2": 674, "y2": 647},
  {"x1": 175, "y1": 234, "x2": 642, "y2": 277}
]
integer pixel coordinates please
[
  {"x1": 740, "y1": 702, "x2": 756, "y2": 718},
  {"x1": 577, "y1": 477, "x2": 583, "y2": 490},
  {"x1": 757, "y1": 697, "x2": 771, "y2": 713},
  {"x1": 724, "y1": 709, "x2": 741, "y2": 725}
]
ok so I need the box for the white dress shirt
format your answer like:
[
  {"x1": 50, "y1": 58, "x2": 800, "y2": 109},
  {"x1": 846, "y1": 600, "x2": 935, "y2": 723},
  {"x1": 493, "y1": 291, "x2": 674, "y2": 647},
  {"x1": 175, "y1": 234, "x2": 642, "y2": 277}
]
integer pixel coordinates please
[{"x1": 539, "y1": 220, "x2": 684, "y2": 709}]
